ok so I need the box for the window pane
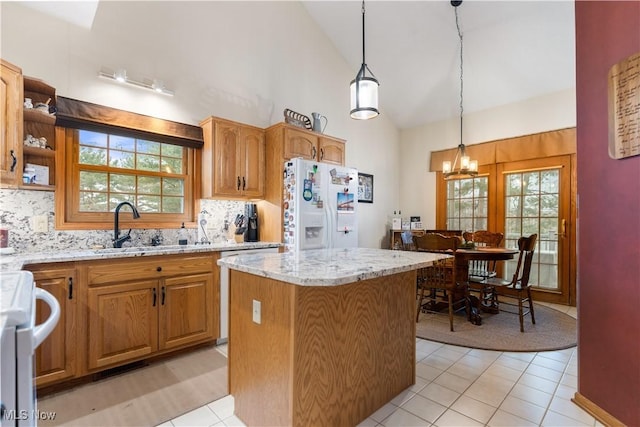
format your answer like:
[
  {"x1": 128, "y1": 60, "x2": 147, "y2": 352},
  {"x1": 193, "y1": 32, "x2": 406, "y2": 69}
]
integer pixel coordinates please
[
  {"x1": 79, "y1": 171, "x2": 107, "y2": 191},
  {"x1": 137, "y1": 140, "x2": 160, "y2": 155},
  {"x1": 540, "y1": 170, "x2": 559, "y2": 193},
  {"x1": 110, "y1": 174, "x2": 136, "y2": 193},
  {"x1": 138, "y1": 176, "x2": 161, "y2": 195},
  {"x1": 506, "y1": 175, "x2": 521, "y2": 195},
  {"x1": 163, "y1": 178, "x2": 184, "y2": 196},
  {"x1": 505, "y1": 196, "x2": 521, "y2": 217},
  {"x1": 109, "y1": 194, "x2": 135, "y2": 211},
  {"x1": 540, "y1": 217, "x2": 558, "y2": 237},
  {"x1": 109, "y1": 150, "x2": 135, "y2": 169},
  {"x1": 541, "y1": 194, "x2": 559, "y2": 216},
  {"x1": 162, "y1": 157, "x2": 183, "y2": 174},
  {"x1": 523, "y1": 172, "x2": 539, "y2": 194},
  {"x1": 138, "y1": 195, "x2": 161, "y2": 212},
  {"x1": 523, "y1": 195, "x2": 540, "y2": 217},
  {"x1": 137, "y1": 154, "x2": 160, "y2": 171},
  {"x1": 162, "y1": 196, "x2": 183, "y2": 213},
  {"x1": 79, "y1": 192, "x2": 107, "y2": 211},
  {"x1": 79, "y1": 130, "x2": 107, "y2": 148},
  {"x1": 110, "y1": 135, "x2": 135, "y2": 152},
  {"x1": 162, "y1": 144, "x2": 183, "y2": 158},
  {"x1": 79, "y1": 147, "x2": 107, "y2": 165}
]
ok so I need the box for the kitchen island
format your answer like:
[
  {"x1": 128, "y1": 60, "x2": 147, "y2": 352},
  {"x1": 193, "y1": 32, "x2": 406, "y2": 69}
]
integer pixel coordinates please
[{"x1": 217, "y1": 247, "x2": 449, "y2": 427}]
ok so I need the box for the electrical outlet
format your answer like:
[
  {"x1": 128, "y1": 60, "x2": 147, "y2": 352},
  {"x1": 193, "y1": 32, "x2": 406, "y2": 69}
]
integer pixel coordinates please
[
  {"x1": 33, "y1": 215, "x2": 48, "y2": 233},
  {"x1": 252, "y1": 299, "x2": 261, "y2": 324}
]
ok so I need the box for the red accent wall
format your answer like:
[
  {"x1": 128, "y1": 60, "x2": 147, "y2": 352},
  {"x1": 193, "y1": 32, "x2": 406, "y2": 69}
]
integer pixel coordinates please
[{"x1": 575, "y1": 1, "x2": 640, "y2": 425}]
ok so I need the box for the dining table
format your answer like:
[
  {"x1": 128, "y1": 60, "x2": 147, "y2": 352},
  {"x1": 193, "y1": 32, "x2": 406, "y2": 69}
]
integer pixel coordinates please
[{"x1": 455, "y1": 247, "x2": 519, "y2": 319}]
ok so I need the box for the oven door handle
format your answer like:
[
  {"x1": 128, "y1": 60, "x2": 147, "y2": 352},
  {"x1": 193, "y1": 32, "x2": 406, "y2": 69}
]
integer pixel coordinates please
[{"x1": 33, "y1": 287, "x2": 61, "y2": 349}]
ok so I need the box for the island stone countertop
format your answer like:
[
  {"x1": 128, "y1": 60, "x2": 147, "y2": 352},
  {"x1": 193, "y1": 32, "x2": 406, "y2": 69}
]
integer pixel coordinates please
[
  {"x1": 217, "y1": 247, "x2": 450, "y2": 286},
  {"x1": 0, "y1": 242, "x2": 281, "y2": 271}
]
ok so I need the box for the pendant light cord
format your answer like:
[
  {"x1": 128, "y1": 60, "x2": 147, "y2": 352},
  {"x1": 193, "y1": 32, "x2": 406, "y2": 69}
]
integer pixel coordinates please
[
  {"x1": 455, "y1": 4, "x2": 464, "y2": 148},
  {"x1": 361, "y1": 1, "x2": 366, "y2": 67}
]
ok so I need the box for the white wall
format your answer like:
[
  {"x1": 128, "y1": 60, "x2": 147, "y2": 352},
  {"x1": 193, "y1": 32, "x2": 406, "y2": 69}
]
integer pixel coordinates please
[
  {"x1": 399, "y1": 88, "x2": 576, "y2": 229},
  {"x1": 1, "y1": 1, "x2": 400, "y2": 249}
]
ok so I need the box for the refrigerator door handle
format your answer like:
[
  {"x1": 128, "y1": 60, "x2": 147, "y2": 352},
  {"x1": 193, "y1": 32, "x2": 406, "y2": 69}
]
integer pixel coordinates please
[{"x1": 324, "y1": 202, "x2": 333, "y2": 249}]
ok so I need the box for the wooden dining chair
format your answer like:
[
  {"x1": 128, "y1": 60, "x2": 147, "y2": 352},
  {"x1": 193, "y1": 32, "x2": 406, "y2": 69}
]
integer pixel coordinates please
[
  {"x1": 413, "y1": 233, "x2": 467, "y2": 331},
  {"x1": 480, "y1": 234, "x2": 538, "y2": 332},
  {"x1": 462, "y1": 230, "x2": 504, "y2": 310}
]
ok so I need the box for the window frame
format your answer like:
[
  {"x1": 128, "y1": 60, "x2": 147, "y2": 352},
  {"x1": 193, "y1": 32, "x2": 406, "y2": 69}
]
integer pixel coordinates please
[{"x1": 55, "y1": 127, "x2": 198, "y2": 230}]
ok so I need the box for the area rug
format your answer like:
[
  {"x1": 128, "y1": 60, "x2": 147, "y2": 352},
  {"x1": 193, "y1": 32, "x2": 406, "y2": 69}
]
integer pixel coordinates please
[
  {"x1": 416, "y1": 303, "x2": 577, "y2": 352},
  {"x1": 37, "y1": 345, "x2": 228, "y2": 427}
]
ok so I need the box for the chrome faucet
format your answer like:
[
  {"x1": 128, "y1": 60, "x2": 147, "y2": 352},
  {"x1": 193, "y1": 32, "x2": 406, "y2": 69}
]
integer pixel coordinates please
[{"x1": 113, "y1": 201, "x2": 141, "y2": 248}]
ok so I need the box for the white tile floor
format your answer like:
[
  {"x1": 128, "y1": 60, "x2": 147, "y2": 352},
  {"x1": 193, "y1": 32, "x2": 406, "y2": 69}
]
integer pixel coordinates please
[{"x1": 158, "y1": 303, "x2": 598, "y2": 427}]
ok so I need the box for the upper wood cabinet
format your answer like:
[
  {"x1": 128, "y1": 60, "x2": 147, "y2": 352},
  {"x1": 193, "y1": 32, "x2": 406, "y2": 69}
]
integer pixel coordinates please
[
  {"x1": 283, "y1": 126, "x2": 345, "y2": 165},
  {"x1": 0, "y1": 59, "x2": 23, "y2": 187},
  {"x1": 200, "y1": 116, "x2": 265, "y2": 199}
]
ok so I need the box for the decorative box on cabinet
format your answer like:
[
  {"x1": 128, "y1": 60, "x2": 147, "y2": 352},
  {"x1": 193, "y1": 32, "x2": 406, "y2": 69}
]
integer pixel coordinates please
[
  {"x1": 0, "y1": 59, "x2": 23, "y2": 187},
  {"x1": 200, "y1": 116, "x2": 265, "y2": 199},
  {"x1": 24, "y1": 263, "x2": 77, "y2": 388},
  {"x1": 260, "y1": 123, "x2": 346, "y2": 243}
]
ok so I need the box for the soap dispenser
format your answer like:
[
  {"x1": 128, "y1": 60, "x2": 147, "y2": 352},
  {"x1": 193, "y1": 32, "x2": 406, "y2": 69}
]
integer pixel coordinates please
[{"x1": 178, "y1": 222, "x2": 188, "y2": 245}]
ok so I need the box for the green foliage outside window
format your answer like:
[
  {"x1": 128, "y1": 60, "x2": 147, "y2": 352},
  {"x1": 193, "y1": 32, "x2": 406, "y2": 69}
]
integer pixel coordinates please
[{"x1": 78, "y1": 130, "x2": 185, "y2": 213}]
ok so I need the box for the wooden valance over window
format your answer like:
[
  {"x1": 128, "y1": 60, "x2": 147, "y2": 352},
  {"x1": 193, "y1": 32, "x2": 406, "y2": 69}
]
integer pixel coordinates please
[
  {"x1": 429, "y1": 127, "x2": 576, "y2": 172},
  {"x1": 55, "y1": 96, "x2": 204, "y2": 148}
]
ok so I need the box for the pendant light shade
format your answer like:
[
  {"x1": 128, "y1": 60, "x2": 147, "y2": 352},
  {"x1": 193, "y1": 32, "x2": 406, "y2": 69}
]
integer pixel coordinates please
[{"x1": 350, "y1": 1, "x2": 379, "y2": 120}]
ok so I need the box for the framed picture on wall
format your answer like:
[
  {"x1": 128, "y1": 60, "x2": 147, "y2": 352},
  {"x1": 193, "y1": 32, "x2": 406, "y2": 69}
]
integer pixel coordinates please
[{"x1": 358, "y1": 173, "x2": 374, "y2": 203}]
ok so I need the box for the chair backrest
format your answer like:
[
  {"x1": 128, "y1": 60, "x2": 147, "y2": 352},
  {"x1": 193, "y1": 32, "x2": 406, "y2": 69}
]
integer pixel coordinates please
[
  {"x1": 462, "y1": 230, "x2": 504, "y2": 247},
  {"x1": 413, "y1": 233, "x2": 459, "y2": 253},
  {"x1": 509, "y1": 234, "x2": 538, "y2": 287}
]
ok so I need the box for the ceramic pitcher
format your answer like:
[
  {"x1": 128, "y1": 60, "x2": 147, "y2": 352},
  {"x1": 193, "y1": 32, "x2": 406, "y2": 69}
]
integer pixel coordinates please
[{"x1": 311, "y1": 112, "x2": 328, "y2": 133}]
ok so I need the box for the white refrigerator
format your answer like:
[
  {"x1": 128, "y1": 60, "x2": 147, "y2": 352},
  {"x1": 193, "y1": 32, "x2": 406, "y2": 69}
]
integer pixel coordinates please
[{"x1": 283, "y1": 158, "x2": 358, "y2": 252}]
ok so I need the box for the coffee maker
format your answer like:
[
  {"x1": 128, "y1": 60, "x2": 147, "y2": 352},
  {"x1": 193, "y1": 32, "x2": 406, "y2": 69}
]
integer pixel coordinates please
[{"x1": 244, "y1": 203, "x2": 259, "y2": 242}]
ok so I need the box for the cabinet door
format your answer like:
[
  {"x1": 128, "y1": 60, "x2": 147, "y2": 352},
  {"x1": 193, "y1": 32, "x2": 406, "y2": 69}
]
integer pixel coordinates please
[
  {"x1": 87, "y1": 280, "x2": 158, "y2": 370},
  {"x1": 213, "y1": 121, "x2": 241, "y2": 197},
  {"x1": 240, "y1": 126, "x2": 265, "y2": 198},
  {"x1": 284, "y1": 128, "x2": 317, "y2": 160},
  {"x1": 159, "y1": 273, "x2": 215, "y2": 350},
  {"x1": 33, "y1": 267, "x2": 76, "y2": 387},
  {"x1": 0, "y1": 60, "x2": 23, "y2": 186},
  {"x1": 318, "y1": 137, "x2": 345, "y2": 166}
]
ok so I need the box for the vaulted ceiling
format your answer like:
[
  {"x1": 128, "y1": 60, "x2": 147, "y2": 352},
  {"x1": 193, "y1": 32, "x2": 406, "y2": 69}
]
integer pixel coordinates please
[{"x1": 19, "y1": 0, "x2": 576, "y2": 131}]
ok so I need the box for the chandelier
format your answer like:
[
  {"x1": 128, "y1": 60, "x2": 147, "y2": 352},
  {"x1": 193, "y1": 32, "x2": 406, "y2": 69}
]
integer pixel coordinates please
[{"x1": 443, "y1": 0, "x2": 477, "y2": 179}]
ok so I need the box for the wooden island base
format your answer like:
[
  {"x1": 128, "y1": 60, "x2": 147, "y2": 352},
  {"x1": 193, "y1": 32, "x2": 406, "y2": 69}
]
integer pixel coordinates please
[{"x1": 229, "y1": 269, "x2": 417, "y2": 427}]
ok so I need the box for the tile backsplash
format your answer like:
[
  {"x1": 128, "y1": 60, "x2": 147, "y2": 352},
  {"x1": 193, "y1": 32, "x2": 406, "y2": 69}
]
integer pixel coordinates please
[{"x1": 0, "y1": 189, "x2": 247, "y2": 254}]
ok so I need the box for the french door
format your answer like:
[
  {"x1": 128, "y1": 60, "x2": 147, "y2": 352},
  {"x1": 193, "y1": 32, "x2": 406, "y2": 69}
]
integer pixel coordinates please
[
  {"x1": 436, "y1": 154, "x2": 576, "y2": 305},
  {"x1": 496, "y1": 155, "x2": 574, "y2": 304}
]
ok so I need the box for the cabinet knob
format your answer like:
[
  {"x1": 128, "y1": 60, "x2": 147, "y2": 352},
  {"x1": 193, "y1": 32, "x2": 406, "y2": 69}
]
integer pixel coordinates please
[{"x1": 156, "y1": 266, "x2": 162, "y2": 272}]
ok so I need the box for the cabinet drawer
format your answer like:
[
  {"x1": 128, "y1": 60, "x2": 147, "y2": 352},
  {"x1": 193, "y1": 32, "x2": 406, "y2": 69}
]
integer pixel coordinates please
[{"x1": 87, "y1": 255, "x2": 213, "y2": 285}]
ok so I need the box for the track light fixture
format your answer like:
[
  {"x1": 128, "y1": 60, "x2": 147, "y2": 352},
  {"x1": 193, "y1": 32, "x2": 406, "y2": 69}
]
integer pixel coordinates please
[{"x1": 98, "y1": 67, "x2": 174, "y2": 97}]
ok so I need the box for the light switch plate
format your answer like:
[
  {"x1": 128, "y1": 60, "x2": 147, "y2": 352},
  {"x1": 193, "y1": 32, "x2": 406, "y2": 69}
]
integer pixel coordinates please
[
  {"x1": 252, "y1": 299, "x2": 261, "y2": 324},
  {"x1": 33, "y1": 215, "x2": 48, "y2": 233}
]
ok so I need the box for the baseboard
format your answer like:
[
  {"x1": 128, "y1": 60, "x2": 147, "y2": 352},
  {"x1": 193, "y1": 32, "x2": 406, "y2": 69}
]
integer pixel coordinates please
[{"x1": 572, "y1": 392, "x2": 626, "y2": 426}]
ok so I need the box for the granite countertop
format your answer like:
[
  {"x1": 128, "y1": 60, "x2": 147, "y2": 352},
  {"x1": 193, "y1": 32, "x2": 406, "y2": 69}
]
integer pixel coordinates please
[
  {"x1": 0, "y1": 242, "x2": 281, "y2": 271},
  {"x1": 217, "y1": 247, "x2": 450, "y2": 286}
]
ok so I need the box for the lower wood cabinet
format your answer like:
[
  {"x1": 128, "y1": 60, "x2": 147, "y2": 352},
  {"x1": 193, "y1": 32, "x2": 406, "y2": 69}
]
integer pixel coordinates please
[
  {"x1": 85, "y1": 255, "x2": 217, "y2": 371},
  {"x1": 25, "y1": 264, "x2": 77, "y2": 387}
]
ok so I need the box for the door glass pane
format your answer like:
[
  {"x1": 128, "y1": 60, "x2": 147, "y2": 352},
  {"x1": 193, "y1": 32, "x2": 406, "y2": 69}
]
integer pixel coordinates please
[{"x1": 503, "y1": 169, "x2": 560, "y2": 291}]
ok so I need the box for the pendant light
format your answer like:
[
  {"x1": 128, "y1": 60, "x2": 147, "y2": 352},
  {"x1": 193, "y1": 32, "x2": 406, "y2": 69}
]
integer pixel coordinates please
[
  {"x1": 443, "y1": 0, "x2": 478, "y2": 179},
  {"x1": 350, "y1": 0, "x2": 379, "y2": 120}
]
